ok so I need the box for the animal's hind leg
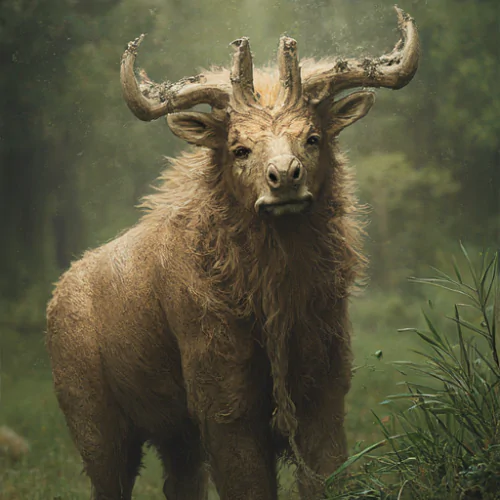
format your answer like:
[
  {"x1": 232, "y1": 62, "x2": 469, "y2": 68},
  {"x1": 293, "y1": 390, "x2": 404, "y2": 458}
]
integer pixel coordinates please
[
  {"x1": 50, "y1": 354, "x2": 143, "y2": 499},
  {"x1": 59, "y1": 388, "x2": 143, "y2": 500},
  {"x1": 155, "y1": 426, "x2": 208, "y2": 500},
  {"x1": 86, "y1": 431, "x2": 143, "y2": 500}
]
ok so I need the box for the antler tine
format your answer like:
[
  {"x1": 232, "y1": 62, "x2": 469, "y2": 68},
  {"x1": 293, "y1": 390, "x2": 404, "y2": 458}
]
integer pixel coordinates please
[
  {"x1": 230, "y1": 37, "x2": 257, "y2": 108},
  {"x1": 275, "y1": 36, "x2": 302, "y2": 109},
  {"x1": 303, "y1": 6, "x2": 420, "y2": 101},
  {"x1": 121, "y1": 34, "x2": 230, "y2": 122}
]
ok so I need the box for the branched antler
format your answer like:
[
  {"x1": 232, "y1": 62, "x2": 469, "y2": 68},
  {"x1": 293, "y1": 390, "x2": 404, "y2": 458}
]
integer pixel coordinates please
[
  {"x1": 120, "y1": 34, "x2": 230, "y2": 121},
  {"x1": 303, "y1": 6, "x2": 420, "y2": 100},
  {"x1": 120, "y1": 6, "x2": 419, "y2": 120}
]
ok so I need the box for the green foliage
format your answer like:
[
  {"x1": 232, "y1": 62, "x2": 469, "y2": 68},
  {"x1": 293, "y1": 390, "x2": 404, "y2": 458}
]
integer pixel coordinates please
[
  {"x1": 356, "y1": 152, "x2": 460, "y2": 288},
  {"x1": 327, "y1": 246, "x2": 500, "y2": 499}
]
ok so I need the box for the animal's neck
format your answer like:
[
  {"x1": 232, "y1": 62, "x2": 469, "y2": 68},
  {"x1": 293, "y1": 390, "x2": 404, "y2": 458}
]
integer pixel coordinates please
[
  {"x1": 213, "y1": 195, "x2": 352, "y2": 436},
  {"x1": 194, "y1": 184, "x2": 348, "y2": 320},
  {"x1": 141, "y1": 148, "x2": 362, "y2": 317}
]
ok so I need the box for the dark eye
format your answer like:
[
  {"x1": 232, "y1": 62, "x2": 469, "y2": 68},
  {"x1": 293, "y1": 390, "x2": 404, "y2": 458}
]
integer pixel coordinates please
[
  {"x1": 234, "y1": 146, "x2": 251, "y2": 159},
  {"x1": 306, "y1": 134, "x2": 321, "y2": 146}
]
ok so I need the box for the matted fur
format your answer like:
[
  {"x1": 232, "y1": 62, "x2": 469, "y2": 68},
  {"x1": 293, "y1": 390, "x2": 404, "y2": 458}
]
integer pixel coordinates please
[{"x1": 47, "y1": 65, "x2": 368, "y2": 500}]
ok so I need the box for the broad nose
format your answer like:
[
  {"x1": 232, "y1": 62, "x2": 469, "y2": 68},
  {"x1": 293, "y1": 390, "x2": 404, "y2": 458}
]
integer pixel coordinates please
[{"x1": 266, "y1": 155, "x2": 305, "y2": 190}]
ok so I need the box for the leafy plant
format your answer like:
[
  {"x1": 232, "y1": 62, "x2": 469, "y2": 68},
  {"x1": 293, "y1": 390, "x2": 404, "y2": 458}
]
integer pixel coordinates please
[{"x1": 327, "y1": 245, "x2": 500, "y2": 499}]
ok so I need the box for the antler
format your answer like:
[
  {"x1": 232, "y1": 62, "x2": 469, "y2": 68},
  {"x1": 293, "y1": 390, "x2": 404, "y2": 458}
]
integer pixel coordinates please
[
  {"x1": 275, "y1": 36, "x2": 302, "y2": 109},
  {"x1": 230, "y1": 37, "x2": 257, "y2": 108},
  {"x1": 303, "y1": 6, "x2": 420, "y2": 100},
  {"x1": 121, "y1": 6, "x2": 418, "y2": 120},
  {"x1": 120, "y1": 34, "x2": 231, "y2": 121}
]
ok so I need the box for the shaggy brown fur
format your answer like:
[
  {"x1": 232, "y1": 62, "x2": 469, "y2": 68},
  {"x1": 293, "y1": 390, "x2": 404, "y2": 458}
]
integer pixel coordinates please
[{"x1": 46, "y1": 50, "x2": 403, "y2": 499}]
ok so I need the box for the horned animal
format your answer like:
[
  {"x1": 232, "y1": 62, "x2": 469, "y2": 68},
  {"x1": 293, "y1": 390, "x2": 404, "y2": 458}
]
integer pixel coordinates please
[{"x1": 46, "y1": 7, "x2": 419, "y2": 500}]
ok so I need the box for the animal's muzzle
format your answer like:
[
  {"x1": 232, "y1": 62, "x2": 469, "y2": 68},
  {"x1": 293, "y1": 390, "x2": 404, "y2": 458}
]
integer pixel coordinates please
[
  {"x1": 265, "y1": 155, "x2": 305, "y2": 191},
  {"x1": 256, "y1": 155, "x2": 312, "y2": 216}
]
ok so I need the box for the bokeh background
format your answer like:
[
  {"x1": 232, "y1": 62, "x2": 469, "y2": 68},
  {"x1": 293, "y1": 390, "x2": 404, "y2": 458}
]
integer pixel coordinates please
[{"x1": 0, "y1": 0, "x2": 498, "y2": 498}]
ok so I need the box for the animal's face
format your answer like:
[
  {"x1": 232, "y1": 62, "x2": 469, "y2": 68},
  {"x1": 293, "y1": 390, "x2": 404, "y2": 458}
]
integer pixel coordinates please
[
  {"x1": 122, "y1": 9, "x2": 418, "y2": 216},
  {"x1": 225, "y1": 108, "x2": 322, "y2": 215},
  {"x1": 167, "y1": 91, "x2": 374, "y2": 216}
]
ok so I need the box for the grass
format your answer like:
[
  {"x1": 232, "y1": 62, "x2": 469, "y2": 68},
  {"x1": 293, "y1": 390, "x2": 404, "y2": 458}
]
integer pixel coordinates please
[
  {"x1": 327, "y1": 247, "x2": 500, "y2": 499},
  {"x1": 0, "y1": 279, "x2": 455, "y2": 499}
]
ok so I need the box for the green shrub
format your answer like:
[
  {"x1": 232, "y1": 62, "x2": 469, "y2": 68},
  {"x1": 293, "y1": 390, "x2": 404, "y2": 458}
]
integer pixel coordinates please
[{"x1": 327, "y1": 245, "x2": 500, "y2": 500}]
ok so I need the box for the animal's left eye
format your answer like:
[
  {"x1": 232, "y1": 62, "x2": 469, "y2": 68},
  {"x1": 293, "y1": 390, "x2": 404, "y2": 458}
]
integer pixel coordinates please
[
  {"x1": 234, "y1": 146, "x2": 252, "y2": 159},
  {"x1": 306, "y1": 134, "x2": 321, "y2": 146}
]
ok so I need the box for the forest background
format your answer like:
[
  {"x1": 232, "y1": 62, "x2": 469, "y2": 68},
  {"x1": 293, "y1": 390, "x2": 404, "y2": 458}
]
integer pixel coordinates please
[{"x1": 0, "y1": 0, "x2": 498, "y2": 498}]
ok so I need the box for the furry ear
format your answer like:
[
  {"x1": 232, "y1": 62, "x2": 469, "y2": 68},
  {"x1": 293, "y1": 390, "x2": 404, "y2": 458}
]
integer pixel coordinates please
[
  {"x1": 327, "y1": 91, "x2": 375, "y2": 133},
  {"x1": 167, "y1": 112, "x2": 226, "y2": 149}
]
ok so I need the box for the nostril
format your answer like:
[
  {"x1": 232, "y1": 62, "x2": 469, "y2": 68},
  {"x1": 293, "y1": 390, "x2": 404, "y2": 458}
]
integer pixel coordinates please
[
  {"x1": 292, "y1": 165, "x2": 301, "y2": 180},
  {"x1": 267, "y1": 164, "x2": 281, "y2": 188},
  {"x1": 269, "y1": 172, "x2": 278, "y2": 183}
]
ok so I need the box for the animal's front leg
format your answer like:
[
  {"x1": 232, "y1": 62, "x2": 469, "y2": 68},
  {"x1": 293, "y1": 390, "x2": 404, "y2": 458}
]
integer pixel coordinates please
[
  {"x1": 293, "y1": 326, "x2": 353, "y2": 500},
  {"x1": 178, "y1": 316, "x2": 278, "y2": 500},
  {"x1": 295, "y1": 382, "x2": 349, "y2": 500},
  {"x1": 204, "y1": 418, "x2": 278, "y2": 500}
]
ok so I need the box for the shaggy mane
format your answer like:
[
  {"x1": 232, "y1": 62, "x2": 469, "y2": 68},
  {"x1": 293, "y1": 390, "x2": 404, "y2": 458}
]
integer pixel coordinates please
[{"x1": 138, "y1": 60, "x2": 367, "y2": 443}]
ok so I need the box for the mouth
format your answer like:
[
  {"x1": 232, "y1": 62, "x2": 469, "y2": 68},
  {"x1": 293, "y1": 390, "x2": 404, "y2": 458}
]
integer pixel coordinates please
[{"x1": 255, "y1": 194, "x2": 313, "y2": 216}]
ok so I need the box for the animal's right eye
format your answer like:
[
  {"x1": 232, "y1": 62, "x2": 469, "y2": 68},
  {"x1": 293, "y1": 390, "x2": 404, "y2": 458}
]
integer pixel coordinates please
[
  {"x1": 234, "y1": 146, "x2": 252, "y2": 159},
  {"x1": 306, "y1": 134, "x2": 321, "y2": 146}
]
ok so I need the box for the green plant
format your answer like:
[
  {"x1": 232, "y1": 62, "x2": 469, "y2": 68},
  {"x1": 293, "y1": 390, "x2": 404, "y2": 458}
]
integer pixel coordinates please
[{"x1": 327, "y1": 245, "x2": 500, "y2": 499}]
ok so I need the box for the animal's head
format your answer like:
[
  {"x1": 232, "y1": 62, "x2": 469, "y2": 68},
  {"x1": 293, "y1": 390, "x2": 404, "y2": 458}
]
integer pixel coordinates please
[{"x1": 121, "y1": 7, "x2": 419, "y2": 217}]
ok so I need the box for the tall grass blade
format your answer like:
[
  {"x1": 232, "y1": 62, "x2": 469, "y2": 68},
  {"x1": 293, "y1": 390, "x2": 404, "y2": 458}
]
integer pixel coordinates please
[
  {"x1": 455, "y1": 305, "x2": 471, "y2": 378},
  {"x1": 325, "y1": 439, "x2": 388, "y2": 487}
]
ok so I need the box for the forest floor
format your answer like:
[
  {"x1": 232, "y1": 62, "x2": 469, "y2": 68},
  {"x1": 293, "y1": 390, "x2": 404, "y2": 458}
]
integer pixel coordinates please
[{"x1": 0, "y1": 293, "x2": 422, "y2": 499}]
